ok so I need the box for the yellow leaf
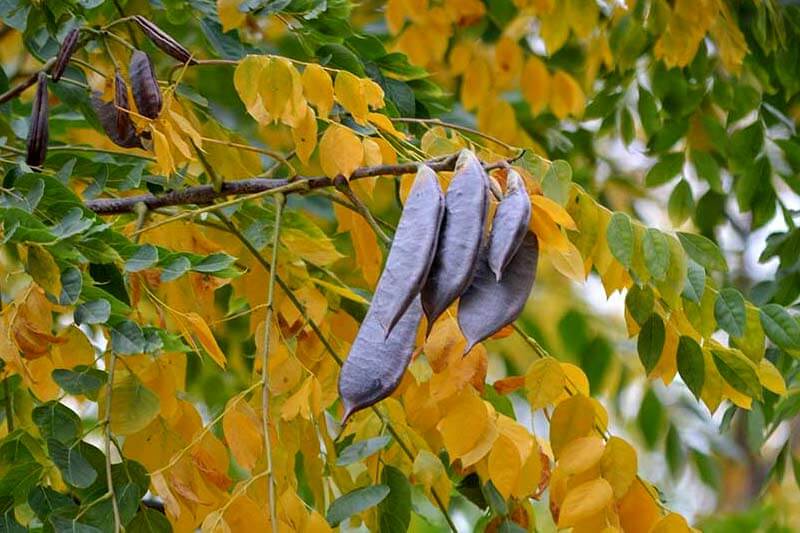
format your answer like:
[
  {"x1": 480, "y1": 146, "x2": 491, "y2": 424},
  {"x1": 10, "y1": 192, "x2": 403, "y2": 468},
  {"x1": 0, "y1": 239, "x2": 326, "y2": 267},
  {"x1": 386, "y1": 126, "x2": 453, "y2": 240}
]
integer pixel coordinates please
[
  {"x1": 558, "y1": 478, "x2": 613, "y2": 528},
  {"x1": 218, "y1": 0, "x2": 246, "y2": 31},
  {"x1": 458, "y1": 405, "x2": 499, "y2": 467},
  {"x1": 758, "y1": 359, "x2": 786, "y2": 395},
  {"x1": 566, "y1": 0, "x2": 598, "y2": 39},
  {"x1": 362, "y1": 78, "x2": 385, "y2": 110},
  {"x1": 169, "y1": 109, "x2": 203, "y2": 148},
  {"x1": 234, "y1": 55, "x2": 270, "y2": 123},
  {"x1": 258, "y1": 57, "x2": 294, "y2": 121},
  {"x1": 524, "y1": 357, "x2": 565, "y2": 409},
  {"x1": 222, "y1": 398, "x2": 262, "y2": 472},
  {"x1": 532, "y1": 195, "x2": 577, "y2": 230},
  {"x1": 184, "y1": 312, "x2": 227, "y2": 369},
  {"x1": 333, "y1": 203, "x2": 381, "y2": 285},
  {"x1": 367, "y1": 112, "x2": 404, "y2": 138},
  {"x1": 281, "y1": 376, "x2": 322, "y2": 421},
  {"x1": 651, "y1": 513, "x2": 691, "y2": 533},
  {"x1": 547, "y1": 242, "x2": 587, "y2": 282},
  {"x1": 281, "y1": 63, "x2": 307, "y2": 128},
  {"x1": 292, "y1": 105, "x2": 317, "y2": 165},
  {"x1": 302, "y1": 64, "x2": 334, "y2": 120},
  {"x1": 558, "y1": 436, "x2": 605, "y2": 476},
  {"x1": 521, "y1": 56, "x2": 551, "y2": 114},
  {"x1": 513, "y1": 444, "x2": 543, "y2": 498},
  {"x1": 334, "y1": 71, "x2": 369, "y2": 124},
  {"x1": 540, "y1": 2, "x2": 569, "y2": 54},
  {"x1": 710, "y1": 2, "x2": 747, "y2": 74},
  {"x1": 281, "y1": 228, "x2": 343, "y2": 266},
  {"x1": 310, "y1": 278, "x2": 369, "y2": 305},
  {"x1": 561, "y1": 362, "x2": 590, "y2": 397},
  {"x1": 108, "y1": 372, "x2": 160, "y2": 435},
  {"x1": 461, "y1": 56, "x2": 491, "y2": 111},
  {"x1": 438, "y1": 389, "x2": 489, "y2": 462},
  {"x1": 25, "y1": 244, "x2": 61, "y2": 296},
  {"x1": 550, "y1": 70, "x2": 585, "y2": 119},
  {"x1": 488, "y1": 434, "x2": 522, "y2": 499},
  {"x1": 493, "y1": 36, "x2": 523, "y2": 89},
  {"x1": 550, "y1": 395, "x2": 595, "y2": 458},
  {"x1": 618, "y1": 480, "x2": 660, "y2": 532},
  {"x1": 530, "y1": 205, "x2": 570, "y2": 251},
  {"x1": 413, "y1": 449, "x2": 447, "y2": 489},
  {"x1": 362, "y1": 138, "x2": 382, "y2": 166},
  {"x1": 319, "y1": 124, "x2": 363, "y2": 178},
  {"x1": 599, "y1": 436, "x2": 638, "y2": 498},
  {"x1": 152, "y1": 127, "x2": 175, "y2": 176}
]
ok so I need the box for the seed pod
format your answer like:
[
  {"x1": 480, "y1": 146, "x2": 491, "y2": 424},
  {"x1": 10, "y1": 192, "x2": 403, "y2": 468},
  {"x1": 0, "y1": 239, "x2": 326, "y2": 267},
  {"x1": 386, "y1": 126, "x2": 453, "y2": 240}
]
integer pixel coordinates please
[
  {"x1": 26, "y1": 73, "x2": 49, "y2": 168},
  {"x1": 51, "y1": 28, "x2": 80, "y2": 82},
  {"x1": 92, "y1": 71, "x2": 141, "y2": 148},
  {"x1": 458, "y1": 231, "x2": 539, "y2": 353},
  {"x1": 488, "y1": 169, "x2": 531, "y2": 281},
  {"x1": 133, "y1": 16, "x2": 196, "y2": 65},
  {"x1": 130, "y1": 50, "x2": 162, "y2": 119},
  {"x1": 421, "y1": 149, "x2": 489, "y2": 333},
  {"x1": 371, "y1": 165, "x2": 444, "y2": 337},
  {"x1": 339, "y1": 297, "x2": 423, "y2": 422}
]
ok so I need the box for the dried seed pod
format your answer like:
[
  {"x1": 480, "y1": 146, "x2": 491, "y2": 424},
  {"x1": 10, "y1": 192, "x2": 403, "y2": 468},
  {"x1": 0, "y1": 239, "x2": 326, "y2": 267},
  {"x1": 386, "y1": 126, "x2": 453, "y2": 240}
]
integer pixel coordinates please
[
  {"x1": 458, "y1": 231, "x2": 539, "y2": 353},
  {"x1": 421, "y1": 149, "x2": 489, "y2": 332},
  {"x1": 133, "y1": 15, "x2": 196, "y2": 65},
  {"x1": 339, "y1": 297, "x2": 423, "y2": 421},
  {"x1": 91, "y1": 70, "x2": 141, "y2": 148},
  {"x1": 51, "y1": 28, "x2": 80, "y2": 82},
  {"x1": 26, "y1": 73, "x2": 49, "y2": 168},
  {"x1": 372, "y1": 165, "x2": 444, "y2": 337},
  {"x1": 488, "y1": 169, "x2": 531, "y2": 281},
  {"x1": 129, "y1": 50, "x2": 162, "y2": 119}
]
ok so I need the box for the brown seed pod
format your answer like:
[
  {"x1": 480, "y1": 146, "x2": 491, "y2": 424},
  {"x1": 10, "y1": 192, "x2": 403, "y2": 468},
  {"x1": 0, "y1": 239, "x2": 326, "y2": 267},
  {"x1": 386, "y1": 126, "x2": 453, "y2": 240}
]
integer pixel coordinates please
[
  {"x1": 133, "y1": 15, "x2": 196, "y2": 65},
  {"x1": 91, "y1": 70, "x2": 141, "y2": 148},
  {"x1": 421, "y1": 149, "x2": 489, "y2": 333},
  {"x1": 51, "y1": 28, "x2": 80, "y2": 82},
  {"x1": 129, "y1": 50, "x2": 163, "y2": 119},
  {"x1": 488, "y1": 169, "x2": 531, "y2": 281},
  {"x1": 26, "y1": 73, "x2": 49, "y2": 168},
  {"x1": 457, "y1": 231, "x2": 539, "y2": 353},
  {"x1": 339, "y1": 297, "x2": 423, "y2": 422},
  {"x1": 371, "y1": 165, "x2": 444, "y2": 337}
]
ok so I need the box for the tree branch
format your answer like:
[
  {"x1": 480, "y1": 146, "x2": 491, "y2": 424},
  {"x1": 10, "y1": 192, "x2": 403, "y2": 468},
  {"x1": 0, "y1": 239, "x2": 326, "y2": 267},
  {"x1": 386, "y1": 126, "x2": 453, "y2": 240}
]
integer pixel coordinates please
[{"x1": 85, "y1": 153, "x2": 521, "y2": 215}]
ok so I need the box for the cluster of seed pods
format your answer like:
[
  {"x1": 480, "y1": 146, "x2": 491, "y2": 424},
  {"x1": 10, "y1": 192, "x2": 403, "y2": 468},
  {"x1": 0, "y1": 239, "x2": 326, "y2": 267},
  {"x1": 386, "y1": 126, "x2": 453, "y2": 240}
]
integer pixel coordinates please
[
  {"x1": 339, "y1": 150, "x2": 539, "y2": 420},
  {"x1": 25, "y1": 17, "x2": 193, "y2": 168}
]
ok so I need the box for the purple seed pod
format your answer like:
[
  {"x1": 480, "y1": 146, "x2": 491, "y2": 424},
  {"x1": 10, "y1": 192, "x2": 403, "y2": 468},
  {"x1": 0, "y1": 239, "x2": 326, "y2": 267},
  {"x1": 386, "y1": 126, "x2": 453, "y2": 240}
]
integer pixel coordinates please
[
  {"x1": 133, "y1": 15, "x2": 195, "y2": 65},
  {"x1": 51, "y1": 28, "x2": 80, "y2": 82},
  {"x1": 129, "y1": 49, "x2": 163, "y2": 119},
  {"x1": 91, "y1": 70, "x2": 141, "y2": 148},
  {"x1": 26, "y1": 73, "x2": 49, "y2": 168}
]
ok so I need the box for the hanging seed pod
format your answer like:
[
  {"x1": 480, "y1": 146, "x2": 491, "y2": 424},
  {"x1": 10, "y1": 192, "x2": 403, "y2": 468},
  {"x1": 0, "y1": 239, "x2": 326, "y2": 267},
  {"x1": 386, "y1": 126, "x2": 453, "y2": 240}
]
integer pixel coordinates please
[
  {"x1": 91, "y1": 71, "x2": 141, "y2": 148},
  {"x1": 130, "y1": 50, "x2": 162, "y2": 119},
  {"x1": 51, "y1": 28, "x2": 80, "y2": 82},
  {"x1": 488, "y1": 169, "x2": 531, "y2": 281},
  {"x1": 339, "y1": 297, "x2": 423, "y2": 422},
  {"x1": 133, "y1": 16, "x2": 196, "y2": 65},
  {"x1": 26, "y1": 73, "x2": 49, "y2": 168},
  {"x1": 458, "y1": 231, "x2": 539, "y2": 353},
  {"x1": 421, "y1": 149, "x2": 489, "y2": 333},
  {"x1": 371, "y1": 165, "x2": 445, "y2": 337}
]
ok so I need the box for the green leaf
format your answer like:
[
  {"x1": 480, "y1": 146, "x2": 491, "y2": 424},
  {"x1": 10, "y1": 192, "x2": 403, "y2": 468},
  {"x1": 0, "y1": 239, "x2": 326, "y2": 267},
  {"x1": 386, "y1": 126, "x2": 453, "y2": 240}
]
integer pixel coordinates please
[
  {"x1": 638, "y1": 314, "x2": 665, "y2": 374},
  {"x1": 665, "y1": 424, "x2": 685, "y2": 477},
  {"x1": 636, "y1": 388, "x2": 663, "y2": 449},
  {"x1": 336, "y1": 436, "x2": 391, "y2": 466},
  {"x1": 606, "y1": 212, "x2": 635, "y2": 268},
  {"x1": 52, "y1": 366, "x2": 107, "y2": 399},
  {"x1": 682, "y1": 260, "x2": 705, "y2": 302},
  {"x1": 541, "y1": 160, "x2": 572, "y2": 206},
  {"x1": 637, "y1": 86, "x2": 660, "y2": 136},
  {"x1": 192, "y1": 253, "x2": 236, "y2": 273},
  {"x1": 25, "y1": 244, "x2": 61, "y2": 296},
  {"x1": 59, "y1": 267, "x2": 83, "y2": 305},
  {"x1": 691, "y1": 150, "x2": 722, "y2": 192},
  {"x1": 111, "y1": 320, "x2": 146, "y2": 355},
  {"x1": 326, "y1": 485, "x2": 390, "y2": 527},
  {"x1": 378, "y1": 466, "x2": 411, "y2": 533},
  {"x1": 676, "y1": 336, "x2": 704, "y2": 399},
  {"x1": 668, "y1": 180, "x2": 694, "y2": 226},
  {"x1": 714, "y1": 288, "x2": 746, "y2": 338},
  {"x1": 73, "y1": 299, "x2": 111, "y2": 325},
  {"x1": 711, "y1": 348, "x2": 762, "y2": 399},
  {"x1": 32, "y1": 402, "x2": 82, "y2": 444},
  {"x1": 28, "y1": 486, "x2": 77, "y2": 522},
  {"x1": 759, "y1": 304, "x2": 800, "y2": 351},
  {"x1": 127, "y1": 509, "x2": 172, "y2": 533},
  {"x1": 110, "y1": 375, "x2": 160, "y2": 435},
  {"x1": 625, "y1": 284, "x2": 654, "y2": 326},
  {"x1": 159, "y1": 256, "x2": 191, "y2": 282},
  {"x1": 49, "y1": 508, "x2": 104, "y2": 533},
  {"x1": 677, "y1": 232, "x2": 728, "y2": 272},
  {"x1": 645, "y1": 152, "x2": 684, "y2": 187},
  {"x1": 642, "y1": 229, "x2": 669, "y2": 281},
  {"x1": 124, "y1": 245, "x2": 158, "y2": 273},
  {"x1": 47, "y1": 439, "x2": 97, "y2": 489}
]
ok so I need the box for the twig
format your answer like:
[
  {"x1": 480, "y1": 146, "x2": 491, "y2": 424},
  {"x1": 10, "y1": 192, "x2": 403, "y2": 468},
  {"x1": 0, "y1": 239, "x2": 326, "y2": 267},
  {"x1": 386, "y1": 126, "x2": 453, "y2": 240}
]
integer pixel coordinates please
[
  {"x1": 334, "y1": 177, "x2": 391, "y2": 245},
  {"x1": 0, "y1": 57, "x2": 56, "y2": 105},
  {"x1": 257, "y1": 196, "x2": 283, "y2": 532},
  {"x1": 86, "y1": 153, "x2": 518, "y2": 215},
  {"x1": 103, "y1": 352, "x2": 122, "y2": 533},
  {"x1": 392, "y1": 117, "x2": 520, "y2": 154}
]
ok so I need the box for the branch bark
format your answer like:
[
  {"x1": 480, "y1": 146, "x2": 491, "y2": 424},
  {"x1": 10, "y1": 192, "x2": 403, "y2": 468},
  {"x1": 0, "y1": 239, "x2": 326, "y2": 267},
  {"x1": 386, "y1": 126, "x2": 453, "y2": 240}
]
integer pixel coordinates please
[{"x1": 84, "y1": 153, "x2": 522, "y2": 215}]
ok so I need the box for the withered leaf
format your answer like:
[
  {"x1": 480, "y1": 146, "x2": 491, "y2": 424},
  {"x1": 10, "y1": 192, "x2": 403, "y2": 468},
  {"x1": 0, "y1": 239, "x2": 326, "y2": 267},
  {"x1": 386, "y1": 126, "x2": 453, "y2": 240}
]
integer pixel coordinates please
[
  {"x1": 421, "y1": 150, "x2": 489, "y2": 332},
  {"x1": 458, "y1": 231, "x2": 539, "y2": 352},
  {"x1": 488, "y1": 169, "x2": 531, "y2": 281},
  {"x1": 372, "y1": 165, "x2": 444, "y2": 337}
]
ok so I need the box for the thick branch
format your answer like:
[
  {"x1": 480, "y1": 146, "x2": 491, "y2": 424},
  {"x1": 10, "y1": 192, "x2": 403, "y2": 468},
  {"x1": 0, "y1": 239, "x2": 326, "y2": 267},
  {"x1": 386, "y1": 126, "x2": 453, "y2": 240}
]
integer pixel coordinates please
[{"x1": 85, "y1": 153, "x2": 520, "y2": 215}]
